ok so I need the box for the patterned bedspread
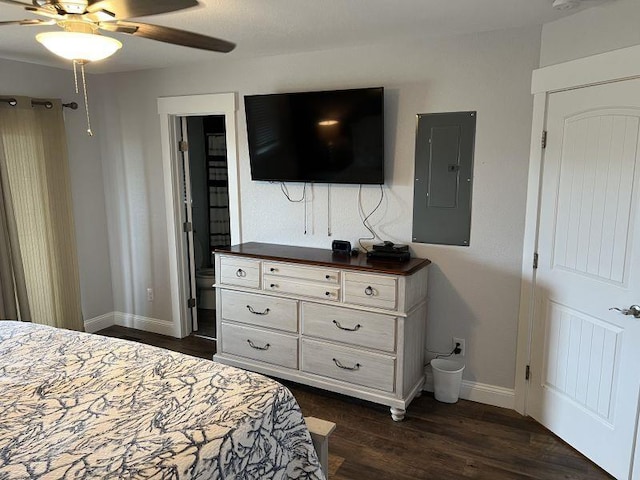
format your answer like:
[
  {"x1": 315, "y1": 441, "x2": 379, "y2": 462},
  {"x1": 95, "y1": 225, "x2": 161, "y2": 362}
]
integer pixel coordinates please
[{"x1": 0, "y1": 321, "x2": 324, "y2": 479}]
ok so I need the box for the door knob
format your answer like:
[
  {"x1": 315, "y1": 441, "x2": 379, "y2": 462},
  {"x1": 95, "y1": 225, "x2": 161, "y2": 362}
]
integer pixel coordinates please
[{"x1": 609, "y1": 305, "x2": 640, "y2": 318}]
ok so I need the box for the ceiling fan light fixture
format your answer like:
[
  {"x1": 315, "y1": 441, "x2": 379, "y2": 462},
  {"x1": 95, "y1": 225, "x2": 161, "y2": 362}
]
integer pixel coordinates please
[{"x1": 36, "y1": 31, "x2": 122, "y2": 62}]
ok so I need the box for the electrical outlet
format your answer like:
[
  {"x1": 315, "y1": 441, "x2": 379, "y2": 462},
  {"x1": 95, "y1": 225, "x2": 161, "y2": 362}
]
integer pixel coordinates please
[
  {"x1": 453, "y1": 337, "x2": 465, "y2": 356},
  {"x1": 147, "y1": 288, "x2": 154, "y2": 302}
]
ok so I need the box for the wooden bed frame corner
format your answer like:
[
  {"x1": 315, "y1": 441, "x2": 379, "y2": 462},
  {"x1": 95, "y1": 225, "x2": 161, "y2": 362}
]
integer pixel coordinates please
[{"x1": 304, "y1": 417, "x2": 336, "y2": 478}]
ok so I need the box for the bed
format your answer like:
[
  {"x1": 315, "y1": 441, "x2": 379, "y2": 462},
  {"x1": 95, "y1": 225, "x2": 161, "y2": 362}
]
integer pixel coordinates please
[{"x1": 0, "y1": 321, "x2": 325, "y2": 479}]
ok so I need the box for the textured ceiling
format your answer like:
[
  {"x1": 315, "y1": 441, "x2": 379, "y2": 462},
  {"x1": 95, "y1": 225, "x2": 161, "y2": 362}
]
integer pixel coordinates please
[{"x1": 0, "y1": 0, "x2": 597, "y2": 73}]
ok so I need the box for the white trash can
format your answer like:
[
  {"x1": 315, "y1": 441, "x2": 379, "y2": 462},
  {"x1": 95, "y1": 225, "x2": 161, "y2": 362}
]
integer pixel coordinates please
[{"x1": 431, "y1": 359, "x2": 465, "y2": 403}]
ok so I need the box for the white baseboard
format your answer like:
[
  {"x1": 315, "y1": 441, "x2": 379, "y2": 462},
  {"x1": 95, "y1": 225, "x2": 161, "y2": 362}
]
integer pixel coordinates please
[
  {"x1": 113, "y1": 312, "x2": 176, "y2": 337},
  {"x1": 424, "y1": 366, "x2": 515, "y2": 410},
  {"x1": 84, "y1": 311, "x2": 176, "y2": 337},
  {"x1": 84, "y1": 312, "x2": 116, "y2": 333}
]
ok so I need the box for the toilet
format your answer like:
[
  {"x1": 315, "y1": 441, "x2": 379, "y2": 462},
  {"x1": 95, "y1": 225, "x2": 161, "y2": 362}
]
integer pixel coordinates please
[
  {"x1": 196, "y1": 268, "x2": 216, "y2": 310},
  {"x1": 194, "y1": 235, "x2": 216, "y2": 310}
]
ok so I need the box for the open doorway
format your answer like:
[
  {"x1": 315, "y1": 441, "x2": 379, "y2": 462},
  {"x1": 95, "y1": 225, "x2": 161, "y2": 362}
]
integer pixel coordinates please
[
  {"x1": 180, "y1": 115, "x2": 231, "y2": 339},
  {"x1": 158, "y1": 92, "x2": 241, "y2": 340}
]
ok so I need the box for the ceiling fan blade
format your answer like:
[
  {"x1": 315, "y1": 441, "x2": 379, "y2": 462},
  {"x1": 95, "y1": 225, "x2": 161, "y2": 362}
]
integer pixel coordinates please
[
  {"x1": 0, "y1": 18, "x2": 55, "y2": 25},
  {"x1": 87, "y1": 0, "x2": 197, "y2": 20},
  {"x1": 99, "y1": 21, "x2": 235, "y2": 53},
  {"x1": 0, "y1": 0, "x2": 66, "y2": 20},
  {"x1": 24, "y1": 5, "x2": 66, "y2": 19},
  {"x1": 0, "y1": 0, "x2": 31, "y2": 6}
]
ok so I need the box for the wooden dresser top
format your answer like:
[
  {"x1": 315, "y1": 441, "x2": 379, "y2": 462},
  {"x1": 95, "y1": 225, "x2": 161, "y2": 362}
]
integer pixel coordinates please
[{"x1": 215, "y1": 242, "x2": 431, "y2": 276}]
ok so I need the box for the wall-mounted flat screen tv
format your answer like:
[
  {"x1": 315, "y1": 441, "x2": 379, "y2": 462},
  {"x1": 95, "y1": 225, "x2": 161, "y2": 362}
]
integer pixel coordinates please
[{"x1": 244, "y1": 87, "x2": 384, "y2": 184}]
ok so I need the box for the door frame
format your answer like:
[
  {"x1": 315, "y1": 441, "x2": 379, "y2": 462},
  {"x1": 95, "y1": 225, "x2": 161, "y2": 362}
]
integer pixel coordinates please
[
  {"x1": 158, "y1": 93, "x2": 242, "y2": 338},
  {"x1": 515, "y1": 44, "x2": 640, "y2": 415}
]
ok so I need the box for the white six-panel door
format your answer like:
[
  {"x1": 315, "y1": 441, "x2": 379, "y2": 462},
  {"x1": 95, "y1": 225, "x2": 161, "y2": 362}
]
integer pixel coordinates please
[{"x1": 530, "y1": 78, "x2": 640, "y2": 480}]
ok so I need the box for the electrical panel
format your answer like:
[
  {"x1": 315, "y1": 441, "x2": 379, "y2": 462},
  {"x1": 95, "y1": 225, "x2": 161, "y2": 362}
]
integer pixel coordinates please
[{"x1": 412, "y1": 111, "x2": 476, "y2": 246}]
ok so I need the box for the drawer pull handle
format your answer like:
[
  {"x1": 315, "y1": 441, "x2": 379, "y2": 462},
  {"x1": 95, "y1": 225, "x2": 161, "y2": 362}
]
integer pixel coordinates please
[
  {"x1": 333, "y1": 358, "x2": 361, "y2": 371},
  {"x1": 325, "y1": 274, "x2": 331, "y2": 280},
  {"x1": 270, "y1": 267, "x2": 276, "y2": 272},
  {"x1": 236, "y1": 268, "x2": 246, "y2": 278},
  {"x1": 270, "y1": 283, "x2": 278, "y2": 288},
  {"x1": 364, "y1": 286, "x2": 375, "y2": 296},
  {"x1": 247, "y1": 339, "x2": 270, "y2": 350},
  {"x1": 325, "y1": 291, "x2": 331, "y2": 296},
  {"x1": 332, "y1": 320, "x2": 361, "y2": 332},
  {"x1": 246, "y1": 305, "x2": 270, "y2": 315}
]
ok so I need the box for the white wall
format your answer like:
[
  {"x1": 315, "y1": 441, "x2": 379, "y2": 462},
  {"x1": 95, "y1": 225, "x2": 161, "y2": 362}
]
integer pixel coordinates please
[
  {"x1": 540, "y1": 0, "x2": 640, "y2": 66},
  {"x1": 95, "y1": 25, "x2": 541, "y2": 390},
  {"x1": 0, "y1": 58, "x2": 113, "y2": 320}
]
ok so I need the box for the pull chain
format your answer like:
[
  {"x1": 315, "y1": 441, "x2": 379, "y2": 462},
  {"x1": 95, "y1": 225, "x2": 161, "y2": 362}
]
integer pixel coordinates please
[
  {"x1": 72, "y1": 60, "x2": 79, "y2": 94},
  {"x1": 80, "y1": 62, "x2": 93, "y2": 136}
]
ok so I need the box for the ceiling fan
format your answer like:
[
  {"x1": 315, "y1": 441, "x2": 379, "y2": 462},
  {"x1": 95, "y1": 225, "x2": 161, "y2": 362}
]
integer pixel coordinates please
[
  {"x1": 0, "y1": 0, "x2": 235, "y2": 135},
  {"x1": 0, "y1": 0, "x2": 235, "y2": 57}
]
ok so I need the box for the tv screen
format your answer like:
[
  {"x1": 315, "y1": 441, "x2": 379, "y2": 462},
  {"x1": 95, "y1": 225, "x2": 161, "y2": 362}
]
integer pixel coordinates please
[{"x1": 244, "y1": 87, "x2": 384, "y2": 184}]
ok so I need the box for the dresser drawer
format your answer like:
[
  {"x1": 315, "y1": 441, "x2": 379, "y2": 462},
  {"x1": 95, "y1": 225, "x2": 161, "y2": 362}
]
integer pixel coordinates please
[
  {"x1": 221, "y1": 323, "x2": 298, "y2": 369},
  {"x1": 302, "y1": 338, "x2": 395, "y2": 392},
  {"x1": 264, "y1": 275, "x2": 340, "y2": 301},
  {"x1": 221, "y1": 290, "x2": 298, "y2": 333},
  {"x1": 344, "y1": 272, "x2": 397, "y2": 310},
  {"x1": 219, "y1": 256, "x2": 261, "y2": 289},
  {"x1": 264, "y1": 262, "x2": 340, "y2": 284},
  {"x1": 302, "y1": 303, "x2": 396, "y2": 352}
]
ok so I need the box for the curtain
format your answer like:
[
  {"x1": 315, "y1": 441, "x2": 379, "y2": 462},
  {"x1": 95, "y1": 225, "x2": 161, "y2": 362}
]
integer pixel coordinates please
[
  {"x1": 0, "y1": 97, "x2": 83, "y2": 330},
  {"x1": 208, "y1": 134, "x2": 231, "y2": 249},
  {"x1": 0, "y1": 134, "x2": 30, "y2": 321}
]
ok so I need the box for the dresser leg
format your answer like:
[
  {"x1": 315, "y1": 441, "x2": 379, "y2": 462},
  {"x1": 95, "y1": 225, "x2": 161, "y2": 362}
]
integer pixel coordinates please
[{"x1": 390, "y1": 407, "x2": 406, "y2": 422}]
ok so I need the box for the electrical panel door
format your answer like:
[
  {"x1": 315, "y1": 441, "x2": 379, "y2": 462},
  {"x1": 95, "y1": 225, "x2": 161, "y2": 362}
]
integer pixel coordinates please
[{"x1": 412, "y1": 111, "x2": 476, "y2": 246}]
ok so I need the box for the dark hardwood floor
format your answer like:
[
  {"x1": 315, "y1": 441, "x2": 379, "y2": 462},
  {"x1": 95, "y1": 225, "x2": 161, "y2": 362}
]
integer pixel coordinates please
[
  {"x1": 98, "y1": 325, "x2": 216, "y2": 359},
  {"x1": 96, "y1": 326, "x2": 613, "y2": 480}
]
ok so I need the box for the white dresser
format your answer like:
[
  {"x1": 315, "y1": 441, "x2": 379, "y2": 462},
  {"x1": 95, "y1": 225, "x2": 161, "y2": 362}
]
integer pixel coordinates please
[{"x1": 213, "y1": 242, "x2": 430, "y2": 421}]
